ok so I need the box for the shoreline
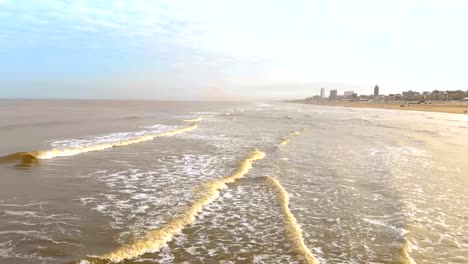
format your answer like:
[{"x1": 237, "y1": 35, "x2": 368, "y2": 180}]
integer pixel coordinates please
[{"x1": 287, "y1": 100, "x2": 468, "y2": 115}]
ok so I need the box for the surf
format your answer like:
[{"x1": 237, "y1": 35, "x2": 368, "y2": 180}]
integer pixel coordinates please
[
  {"x1": 0, "y1": 124, "x2": 197, "y2": 164},
  {"x1": 0, "y1": 152, "x2": 39, "y2": 166},
  {"x1": 265, "y1": 176, "x2": 318, "y2": 264},
  {"x1": 91, "y1": 149, "x2": 265, "y2": 263},
  {"x1": 183, "y1": 117, "x2": 202, "y2": 122},
  {"x1": 278, "y1": 130, "x2": 302, "y2": 146},
  {"x1": 280, "y1": 138, "x2": 290, "y2": 145},
  {"x1": 401, "y1": 238, "x2": 417, "y2": 264}
]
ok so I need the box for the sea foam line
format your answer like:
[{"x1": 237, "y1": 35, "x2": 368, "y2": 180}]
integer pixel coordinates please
[
  {"x1": 280, "y1": 138, "x2": 291, "y2": 145},
  {"x1": 279, "y1": 130, "x2": 301, "y2": 146},
  {"x1": 401, "y1": 238, "x2": 417, "y2": 264},
  {"x1": 92, "y1": 149, "x2": 265, "y2": 263},
  {"x1": 183, "y1": 117, "x2": 202, "y2": 122},
  {"x1": 0, "y1": 125, "x2": 197, "y2": 163},
  {"x1": 265, "y1": 176, "x2": 318, "y2": 264}
]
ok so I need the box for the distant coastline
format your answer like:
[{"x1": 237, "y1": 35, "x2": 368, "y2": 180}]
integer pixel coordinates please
[{"x1": 286, "y1": 100, "x2": 468, "y2": 115}]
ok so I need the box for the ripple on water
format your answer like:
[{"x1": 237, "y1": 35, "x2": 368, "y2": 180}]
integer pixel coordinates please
[{"x1": 0, "y1": 201, "x2": 81, "y2": 263}]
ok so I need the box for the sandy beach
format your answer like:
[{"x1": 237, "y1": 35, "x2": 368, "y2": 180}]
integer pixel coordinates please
[{"x1": 289, "y1": 100, "x2": 468, "y2": 114}]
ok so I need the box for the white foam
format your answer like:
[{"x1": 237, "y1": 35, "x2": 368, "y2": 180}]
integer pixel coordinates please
[
  {"x1": 362, "y1": 218, "x2": 387, "y2": 227},
  {"x1": 3, "y1": 210, "x2": 37, "y2": 217},
  {"x1": 46, "y1": 124, "x2": 178, "y2": 152},
  {"x1": 142, "y1": 124, "x2": 173, "y2": 130},
  {"x1": 132, "y1": 193, "x2": 150, "y2": 200},
  {"x1": 190, "y1": 111, "x2": 220, "y2": 115},
  {"x1": 77, "y1": 197, "x2": 96, "y2": 205},
  {"x1": 0, "y1": 241, "x2": 14, "y2": 258},
  {"x1": 0, "y1": 230, "x2": 38, "y2": 235},
  {"x1": 0, "y1": 202, "x2": 47, "y2": 208},
  {"x1": 185, "y1": 246, "x2": 198, "y2": 255},
  {"x1": 207, "y1": 249, "x2": 217, "y2": 257},
  {"x1": 80, "y1": 152, "x2": 231, "y2": 246},
  {"x1": 252, "y1": 255, "x2": 266, "y2": 263},
  {"x1": 92, "y1": 204, "x2": 109, "y2": 213}
]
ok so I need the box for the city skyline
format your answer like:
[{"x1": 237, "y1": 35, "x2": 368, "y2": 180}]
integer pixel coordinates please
[
  {"x1": 314, "y1": 86, "x2": 468, "y2": 96},
  {"x1": 306, "y1": 85, "x2": 468, "y2": 102}
]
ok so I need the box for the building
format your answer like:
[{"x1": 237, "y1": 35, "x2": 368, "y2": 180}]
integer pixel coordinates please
[
  {"x1": 320, "y1": 88, "x2": 325, "y2": 99},
  {"x1": 402, "y1": 90, "x2": 420, "y2": 101},
  {"x1": 422, "y1": 91, "x2": 430, "y2": 99},
  {"x1": 358, "y1": 95, "x2": 370, "y2": 101},
  {"x1": 446, "y1": 90, "x2": 467, "y2": 100},
  {"x1": 305, "y1": 95, "x2": 321, "y2": 101},
  {"x1": 343, "y1": 91, "x2": 354, "y2": 98},
  {"x1": 329, "y1": 90, "x2": 337, "y2": 101},
  {"x1": 385, "y1": 94, "x2": 402, "y2": 101},
  {"x1": 374, "y1": 85, "x2": 380, "y2": 97}
]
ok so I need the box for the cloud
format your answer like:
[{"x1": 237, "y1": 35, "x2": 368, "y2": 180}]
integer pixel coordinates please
[
  {"x1": 0, "y1": 1, "x2": 197, "y2": 53},
  {"x1": 1, "y1": 0, "x2": 468, "y2": 99}
]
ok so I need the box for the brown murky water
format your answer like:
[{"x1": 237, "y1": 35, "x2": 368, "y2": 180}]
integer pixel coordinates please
[{"x1": 0, "y1": 100, "x2": 467, "y2": 263}]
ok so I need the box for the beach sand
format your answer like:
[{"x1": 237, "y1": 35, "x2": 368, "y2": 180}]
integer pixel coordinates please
[{"x1": 289, "y1": 100, "x2": 468, "y2": 114}]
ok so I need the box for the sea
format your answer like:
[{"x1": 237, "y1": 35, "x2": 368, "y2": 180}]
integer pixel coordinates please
[{"x1": 0, "y1": 99, "x2": 467, "y2": 264}]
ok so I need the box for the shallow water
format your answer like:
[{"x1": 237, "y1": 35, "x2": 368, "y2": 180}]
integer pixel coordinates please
[{"x1": 0, "y1": 100, "x2": 467, "y2": 263}]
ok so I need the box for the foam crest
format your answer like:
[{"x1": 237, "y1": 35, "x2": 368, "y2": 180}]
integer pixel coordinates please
[
  {"x1": 401, "y1": 238, "x2": 417, "y2": 264},
  {"x1": 278, "y1": 129, "x2": 303, "y2": 146},
  {"x1": 265, "y1": 176, "x2": 318, "y2": 264},
  {"x1": 31, "y1": 125, "x2": 196, "y2": 160},
  {"x1": 93, "y1": 149, "x2": 265, "y2": 263},
  {"x1": 183, "y1": 117, "x2": 202, "y2": 122}
]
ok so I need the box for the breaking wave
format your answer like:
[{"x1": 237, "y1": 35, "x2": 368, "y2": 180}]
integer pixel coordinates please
[
  {"x1": 0, "y1": 152, "x2": 38, "y2": 166},
  {"x1": 92, "y1": 149, "x2": 265, "y2": 263},
  {"x1": 278, "y1": 130, "x2": 301, "y2": 146},
  {"x1": 401, "y1": 238, "x2": 417, "y2": 264},
  {"x1": 0, "y1": 125, "x2": 197, "y2": 165},
  {"x1": 183, "y1": 117, "x2": 202, "y2": 122},
  {"x1": 265, "y1": 176, "x2": 318, "y2": 264}
]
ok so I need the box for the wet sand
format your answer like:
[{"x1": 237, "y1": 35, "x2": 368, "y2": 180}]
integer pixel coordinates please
[{"x1": 289, "y1": 100, "x2": 468, "y2": 114}]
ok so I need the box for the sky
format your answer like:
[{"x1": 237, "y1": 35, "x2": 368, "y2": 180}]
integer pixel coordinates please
[{"x1": 1, "y1": 0, "x2": 468, "y2": 100}]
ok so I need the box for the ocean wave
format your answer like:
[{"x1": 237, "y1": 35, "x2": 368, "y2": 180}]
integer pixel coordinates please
[
  {"x1": 0, "y1": 124, "x2": 197, "y2": 165},
  {"x1": 90, "y1": 149, "x2": 265, "y2": 263},
  {"x1": 279, "y1": 138, "x2": 290, "y2": 146},
  {"x1": 183, "y1": 117, "x2": 202, "y2": 122},
  {"x1": 265, "y1": 176, "x2": 318, "y2": 264}
]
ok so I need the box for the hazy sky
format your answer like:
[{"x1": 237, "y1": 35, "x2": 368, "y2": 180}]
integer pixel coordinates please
[{"x1": 1, "y1": 0, "x2": 467, "y2": 100}]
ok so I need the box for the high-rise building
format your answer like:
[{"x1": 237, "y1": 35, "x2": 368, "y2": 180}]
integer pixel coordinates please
[
  {"x1": 320, "y1": 88, "x2": 325, "y2": 98},
  {"x1": 329, "y1": 90, "x2": 337, "y2": 101},
  {"x1": 374, "y1": 85, "x2": 380, "y2": 97}
]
